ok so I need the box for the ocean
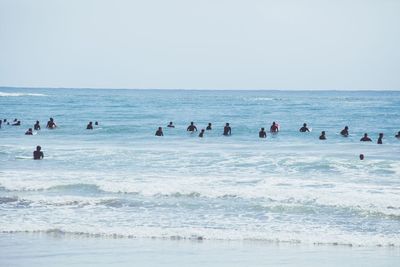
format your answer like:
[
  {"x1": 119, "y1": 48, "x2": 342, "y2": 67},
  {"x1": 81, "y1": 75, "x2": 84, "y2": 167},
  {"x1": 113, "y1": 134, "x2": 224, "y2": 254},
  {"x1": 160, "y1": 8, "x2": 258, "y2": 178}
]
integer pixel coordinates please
[{"x1": 0, "y1": 88, "x2": 400, "y2": 265}]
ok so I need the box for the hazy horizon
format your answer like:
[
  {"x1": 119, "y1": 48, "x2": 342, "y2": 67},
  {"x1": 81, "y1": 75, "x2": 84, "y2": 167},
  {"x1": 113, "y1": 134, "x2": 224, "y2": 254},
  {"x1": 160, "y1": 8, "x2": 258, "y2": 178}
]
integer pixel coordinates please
[{"x1": 1, "y1": 0, "x2": 400, "y2": 90}]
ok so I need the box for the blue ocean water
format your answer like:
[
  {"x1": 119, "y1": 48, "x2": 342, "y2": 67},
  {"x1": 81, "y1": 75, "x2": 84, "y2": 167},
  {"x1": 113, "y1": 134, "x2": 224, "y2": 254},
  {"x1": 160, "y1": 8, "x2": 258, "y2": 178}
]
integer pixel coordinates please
[{"x1": 0, "y1": 88, "x2": 399, "y2": 246}]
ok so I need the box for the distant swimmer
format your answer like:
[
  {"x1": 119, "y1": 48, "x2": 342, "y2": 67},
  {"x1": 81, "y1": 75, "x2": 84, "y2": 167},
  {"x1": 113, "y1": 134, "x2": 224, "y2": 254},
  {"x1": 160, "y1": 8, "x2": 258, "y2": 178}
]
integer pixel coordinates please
[
  {"x1": 25, "y1": 128, "x2": 33, "y2": 135},
  {"x1": 187, "y1": 122, "x2": 197, "y2": 132},
  {"x1": 34, "y1": 120, "x2": 41, "y2": 130},
  {"x1": 299, "y1": 123, "x2": 310, "y2": 132},
  {"x1": 155, "y1": 127, "x2": 164, "y2": 136},
  {"x1": 270, "y1": 122, "x2": 279, "y2": 133},
  {"x1": 95, "y1": 121, "x2": 99, "y2": 126},
  {"x1": 377, "y1": 133, "x2": 383, "y2": 144},
  {"x1": 319, "y1": 131, "x2": 326, "y2": 140},
  {"x1": 223, "y1": 123, "x2": 231, "y2": 136},
  {"x1": 46, "y1": 118, "x2": 57, "y2": 129},
  {"x1": 395, "y1": 131, "x2": 400, "y2": 139},
  {"x1": 259, "y1": 128, "x2": 266, "y2": 138},
  {"x1": 199, "y1": 129, "x2": 205, "y2": 138},
  {"x1": 167, "y1": 122, "x2": 175, "y2": 128},
  {"x1": 86, "y1": 121, "x2": 93, "y2": 130},
  {"x1": 33, "y1": 146, "x2": 44, "y2": 160},
  {"x1": 340, "y1": 126, "x2": 349, "y2": 137},
  {"x1": 359, "y1": 154, "x2": 364, "y2": 160},
  {"x1": 206, "y1": 123, "x2": 212, "y2": 130},
  {"x1": 360, "y1": 133, "x2": 372, "y2": 142},
  {"x1": 12, "y1": 120, "x2": 21, "y2": 126}
]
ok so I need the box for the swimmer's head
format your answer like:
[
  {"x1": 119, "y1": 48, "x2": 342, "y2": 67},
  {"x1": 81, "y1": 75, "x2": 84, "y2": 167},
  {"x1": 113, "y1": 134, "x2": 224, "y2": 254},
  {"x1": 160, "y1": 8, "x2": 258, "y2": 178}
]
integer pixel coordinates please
[
  {"x1": 303, "y1": 123, "x2": 307, "y2": 127},
  {"x1": 364, "y1": 133, "x2": 368, "y2": 137},
  {"x1": 261, "y1": 127, "x2": 265, "y2": 131},
  {"x1": 345, "y1": 126, "x2": 348, "y2": 130},
  {"x1": 190, "y1": 122, "x2": 194, "y2": 125},
  {"x1": 359, "y1": 154, "x2": 364, "y2": 160},
  {"x1": 36, "y1": 145, "x2": 41, "y2": 151},
  {"x1": 379, "y1": 133, "x2": 383, "y2": 138},
  {"x1": 226, "y1": 123, "x2": 229, "y2": 126}
]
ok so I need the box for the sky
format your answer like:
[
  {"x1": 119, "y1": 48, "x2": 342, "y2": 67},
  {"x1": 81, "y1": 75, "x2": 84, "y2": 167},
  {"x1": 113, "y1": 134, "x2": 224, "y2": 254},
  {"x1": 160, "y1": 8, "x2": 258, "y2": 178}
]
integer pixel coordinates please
[{"x1": 0, "y1": 0, "x2": 399, "y2": 90}]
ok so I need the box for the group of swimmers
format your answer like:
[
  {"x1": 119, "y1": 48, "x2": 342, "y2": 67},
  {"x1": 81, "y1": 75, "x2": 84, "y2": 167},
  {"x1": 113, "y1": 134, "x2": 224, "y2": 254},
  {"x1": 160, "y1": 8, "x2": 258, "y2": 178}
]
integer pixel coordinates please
[
  {"x1": 156, "y1": 121, "x2": 400, "y2": 145},
  {"x1": 1, "y1": 117, "x2": 400, "y2": 160}
]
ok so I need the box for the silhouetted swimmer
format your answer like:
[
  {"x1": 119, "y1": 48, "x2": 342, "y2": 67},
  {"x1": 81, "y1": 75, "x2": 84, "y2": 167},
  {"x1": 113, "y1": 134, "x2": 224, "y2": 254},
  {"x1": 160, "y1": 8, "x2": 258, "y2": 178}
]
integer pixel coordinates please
[
  {"x1": 259, "y1": 128, "x2": 266, "y2": 138},
  {"x1": 206, "y1": 123, "x2": 212, "y2": 130},
  {"x1": 155, "y1": 127, "x2": 163, "y2": 136},
  {"x1": 167, "y1": 122, "x2": 175, "y2": 128},
  {"x1": 25, "y1": 128, "x2": 33, "y2": 135},
  {"x1": 187, "y1": 122, "x2": 197, "y2": 132},
  {"x1": 299, "y1": 123, "x2": 310, "y2": 132},
  {"x1": 34, "y1": 120, "x2": 40, "y2": 130},
  {"x1": 396, "y1": 131, "x2": 400, "y2": 139},
  {"x1": 13, "y1": 118, "x2": 17, "y2": 123},
  {"x1": 270, "y1": 122, "x2": 279, "y2": 133},
  {"x1": 340, "y1": 126, "x2": 349, "y2": 137},
  {"x1": 46, "y1": 118, "x2": 57, "y2": 129},
  {"x1": 12, "y1": 120, "x2": 21, "y2": 126},
  {"x1": 199, "y1": 129, "x2": 205, "y2": 138},
  {"x1": 33, "y1": 146, "x2": 44, "y2": 160},
  {"x1": 319, "y1": 131, "x2": 326, "y2": 140},
  {"x1": 377, "y1": 133, "x2": 383, "y2": 144},
  {"x1": 359, "y1": 154, "x2": 364, "y2": 160},
  {"x1": 223, "y1": 123, "x2": 231, "y2": 136},
  {"x1": 360, "y1": 133, "x2": 372, "y2": 142},
  {"x1": 95, "y1": 121, "x2": 99, "y2": 126},
  {"x1": 86, "y1": 121, "x2": 93, "y2": 130}
]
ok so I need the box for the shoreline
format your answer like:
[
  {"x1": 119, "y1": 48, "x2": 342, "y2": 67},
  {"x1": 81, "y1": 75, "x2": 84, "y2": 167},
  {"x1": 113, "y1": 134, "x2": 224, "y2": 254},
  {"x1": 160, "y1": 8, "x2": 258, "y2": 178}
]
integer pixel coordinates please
[{"x1": 1, "y1": 233, "x2": 399, "y2": 267}]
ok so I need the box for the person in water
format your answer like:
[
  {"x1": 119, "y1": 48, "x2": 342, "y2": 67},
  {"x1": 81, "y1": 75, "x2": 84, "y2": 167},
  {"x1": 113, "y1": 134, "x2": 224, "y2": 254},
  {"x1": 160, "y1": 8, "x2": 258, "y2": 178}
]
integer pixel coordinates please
[
  {"x1": 340, "y1": 126, "x2": 349, "y2": 137},
  {"x1": 34, "y1": 120, "x2": 40, "y2": 130},
  {"x1": 395, "y1": 131, "x2": 400, "y2": 139},
  {"x1": 223, "y1": 123, "x2": 231, "y2": 136},
  {"x1": 95, "y1": 121, "x2": 99, "y2": 126},
  {"x1": 319, "y1": 131, "x2": 326, "y2": 140},
  {"x1": 155, "y1": 127, "x2": 163, "y2": 136},
  {"x1": 377, "y1": 133, "x2": 383, "y2": 144},
  {"x1": 259, "y1": 128, "x2": 266, "y2": 138},
  {"x1": 33, "y1": 145, "x2": 44, "y2": 160},
  {"x1": 86, "y1": 121, "x2": 93, "y2": 130},
  {"x1": 360, "y1": 133, "x2": 372, "y2": 142},
  {"x1": 12, "y1": 120, "x2": 21, "y2": 126},
  {"x1": 187, "y1": 122, "x2": 197, "y2": 132},
  {"x1": 25, "y1": 128, "x2": 33, "y2": 135},
  {"x1": 206, "y1": 123, "x2": 212, "y2": 130},
  {"x1": 46, "y1": 118, "x2": 57, "y2": 129},
  {"x1": 359, "y1": 154, "x2": 364, "y2": 160},
  {"x1": 199, "y1": 129, "x2": 205, "y2": 138},
  {"x1": 299, "y1": 123, "x2": 310, "y2": 132},
  {"x1": 270, "y1": 122, "x2": 279, "y2": 133},
  {"x1": 167, "y1": 122, "x2": 175, "y2": 128}
]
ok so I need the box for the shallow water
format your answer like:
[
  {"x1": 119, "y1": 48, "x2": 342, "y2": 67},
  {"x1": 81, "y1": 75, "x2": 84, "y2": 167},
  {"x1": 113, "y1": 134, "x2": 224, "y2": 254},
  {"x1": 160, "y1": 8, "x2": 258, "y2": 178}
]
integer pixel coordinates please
[{"x1": 0, "y1": 88, "x2": 399, "y2": 247}]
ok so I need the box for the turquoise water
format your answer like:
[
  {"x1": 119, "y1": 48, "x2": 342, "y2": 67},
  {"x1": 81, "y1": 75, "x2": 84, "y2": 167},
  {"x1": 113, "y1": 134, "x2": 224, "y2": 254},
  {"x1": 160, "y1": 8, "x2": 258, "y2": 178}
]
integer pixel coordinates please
[{"x1": 0, "y1": 88, "x2": 400, "y2": 246}]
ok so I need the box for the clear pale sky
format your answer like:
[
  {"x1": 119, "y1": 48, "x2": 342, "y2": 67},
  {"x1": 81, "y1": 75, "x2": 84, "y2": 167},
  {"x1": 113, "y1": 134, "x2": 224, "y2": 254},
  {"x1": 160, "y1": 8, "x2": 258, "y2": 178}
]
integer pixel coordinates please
[{"x1": 0, "y1": 0, "x2": 399, "y2": 90}]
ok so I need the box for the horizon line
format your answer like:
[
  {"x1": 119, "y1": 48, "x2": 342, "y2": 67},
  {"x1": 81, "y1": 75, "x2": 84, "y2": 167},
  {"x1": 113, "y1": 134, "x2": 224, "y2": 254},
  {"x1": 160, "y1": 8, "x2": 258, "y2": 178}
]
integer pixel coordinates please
[{"x1": 1, "y1": 85, "x2": 399, "y2": 92}]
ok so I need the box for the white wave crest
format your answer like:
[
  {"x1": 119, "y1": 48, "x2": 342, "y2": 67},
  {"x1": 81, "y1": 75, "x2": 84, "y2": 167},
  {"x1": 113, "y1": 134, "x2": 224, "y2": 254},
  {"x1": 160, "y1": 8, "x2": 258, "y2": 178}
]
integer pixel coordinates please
[{"x1": 0, "y1": 92, "x2": 47, "y2": 97}]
